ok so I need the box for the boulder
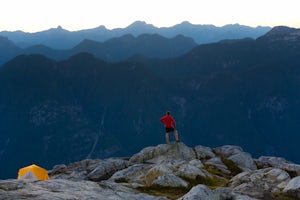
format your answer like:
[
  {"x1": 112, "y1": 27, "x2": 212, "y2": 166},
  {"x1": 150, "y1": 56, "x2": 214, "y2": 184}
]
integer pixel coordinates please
[
  {"x1": 177, "y1": 185, "x2": 259, "y2": 200},
  {"x1": 177, "y1": 184, "x2": 213, "y2": 200},
  {"x1": 188, "y1": 159, "x2": 204, "y2": 169},
  {"x1": 255, "y1": 156, "x2": 290, "y2": 168},
  {"x1": 194, "y1": 145, "x2": 215, "y2": 159},
  {"x1": 214, "y1": 145, "x2": 244, "y2": 157},
  {"x1": 130, "y1": 142, "x2": 196, "y2": 164},
  {"x1": 214, "y1": 145, "x2": 257, "y2": 171},
  {"x1": 87, "y1": 158, "x2": 132, "y2": 181},
  {"x1": 229, "y1": 168, "x2": 291, "y2": 199},
  {"x1": 149, "y1": 158, "x2": 186, "y2": 170},
  {"x1": 141, "y1": 164, "x2": 173, "y2": 186},
  {"x1": 283, "y1": 176, "x2": 300, "y2": 199},
  {"x1": 49, "y1": 158, "x2": 132, "y2": 181},
  {"x1": 204, "y1": 157, "x2": 231, "y2": 175},
  {"x1": 281, "y1": 164, "x2": 300, "y2": 177},
  {"x1": 99, "y1": 180, "x2": 169, "y2": 200},
  {"x1": 111, "y1": 161, "x2": 201, "y2": 188},
  {"x1": 0, "y1": 179, "x2": 26, "y2": 191},
  {"x1": 152, "y1": 173, "x2": 189, "y2": 188},
  {"x1": 110, "y1": 164, "x2": 153, "y2": 184},
  {"x1": 175, "y1": 163, "x2": 208, "y2": 180},
  {"x1": 214, "y1": 187, "x2": 259, "y2": 200},
  {"x1": 49, "y1": 164, "x2": 67, "y2": 175},
  {"x1": 256, "y1": 156, "x2": 300, "y2": 177}
]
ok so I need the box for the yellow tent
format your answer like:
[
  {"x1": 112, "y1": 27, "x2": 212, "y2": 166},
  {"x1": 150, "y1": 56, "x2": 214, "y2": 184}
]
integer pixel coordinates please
[{"x1": 18, "y1": 164, "x2": 49, "y2": 181}]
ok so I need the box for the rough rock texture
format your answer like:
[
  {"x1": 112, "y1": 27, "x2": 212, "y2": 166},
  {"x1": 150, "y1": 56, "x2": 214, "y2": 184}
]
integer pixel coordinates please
[
  {"x1": 110, "y1": 159, "x2": 198, "y2": 189},
  {"x1": 256, "y1": 156, "x2": 300, "y2": 177},
  {"x1": 175, "y1": 163, "x2": 207, "y2": 180},
  {"x1": 1, "y1": 142, "x2": 300, "y2": 199},
  {"x1": 0, "y1": 179, "x2": 167, "y2": 200},
  {"x1": 229, "y1": 168, "x2": 291, "y2": 199},
  {"x1": 153, "y1": 174, "x2": 189, "y2": 188},
  {"x1": 204, "y1": 157, "x2": 231, "y2": 175},
  {"x1": 130, "y1": 143, "x2": 196, "y2": 164},
  {"x1": 283, "y1": 176, "x2": 300, "y2": 198},
  {"x1": 178, "y1": 184, "x2": 213, "y2": 200},
  {"x1": 49, "y1": 158, "x2": 132, "y2": 181},
  {"x1": 214, "y1": 145, "x2": 257, "y2": 171},
  {"x1": 194, "y1": 145, "x2": 215, "y2": 159},
  {"x1": 178, "y1": 185, "x2": 259, "y2": 200}
]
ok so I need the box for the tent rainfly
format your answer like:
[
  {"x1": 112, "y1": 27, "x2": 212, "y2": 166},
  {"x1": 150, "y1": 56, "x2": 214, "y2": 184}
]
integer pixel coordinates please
[{"x1": 18, "y1": 164, "x2": 49, "y2": 181}]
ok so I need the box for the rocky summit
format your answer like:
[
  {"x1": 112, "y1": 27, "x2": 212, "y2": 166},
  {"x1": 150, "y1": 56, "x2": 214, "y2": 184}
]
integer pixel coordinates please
[{"x1": 1, "y1": 143, "x2": 300, "y2": 200}]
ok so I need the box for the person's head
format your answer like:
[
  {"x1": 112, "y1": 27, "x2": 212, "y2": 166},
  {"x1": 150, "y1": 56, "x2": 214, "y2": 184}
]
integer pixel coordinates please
[{"x1": 166, "y1": 111, "x2": 170, "y2": 115}]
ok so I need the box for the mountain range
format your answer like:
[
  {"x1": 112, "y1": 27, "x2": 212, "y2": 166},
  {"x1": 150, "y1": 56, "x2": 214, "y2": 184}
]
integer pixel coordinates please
[
  {"x1": 0, "y1": 21, "x2": 271, "y2": 49},
  {"x1": 0, "y1": 33, "x2": 197, "y2": 65},
  {"x1": 0, "y1": 26, "x2": 300, "y2": 180}
]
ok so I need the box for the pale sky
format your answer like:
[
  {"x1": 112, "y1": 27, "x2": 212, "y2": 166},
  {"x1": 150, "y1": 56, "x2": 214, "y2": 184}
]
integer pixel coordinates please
[{"x1": 0, "y1": 0, "x2": 299, "y2": 32}]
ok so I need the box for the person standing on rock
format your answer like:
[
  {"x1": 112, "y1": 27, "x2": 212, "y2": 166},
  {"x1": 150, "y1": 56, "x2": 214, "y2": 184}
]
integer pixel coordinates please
[{"x1": 160, "y1": 111, "x2": 180, "y2": 144}]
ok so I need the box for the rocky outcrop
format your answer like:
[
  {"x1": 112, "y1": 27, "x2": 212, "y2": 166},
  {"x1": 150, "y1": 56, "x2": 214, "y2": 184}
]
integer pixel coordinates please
[
  {"x1": 178, "y1": 184, "x2": 213, "y2": 200},
  {"x1": 0, "y1": 179, "x2": 167, "y2": 200},
  {"x1": 283, "y1": 176, "x2": 300, "y2": 199},
  {"x1": 214, "y1": 145, "x2": 257, "y2": 172},
  {"x1": 229, "y1": 168, "x2": 291, "y2": 199},
  {"x1": 110, "y1": 143, "x2": 211, "y2": 193},
  {"x1": 1, "y1": 142, "x2": 300, "y2": 199},
  {"x1": 194, "y1": 145, "x2": 215, "y2": 159},
  {"x1": 129, "y1": 143, "x2": 196, "y2": 164},
  {"x1": 256, "y1": 156, "x2": 300, "y2": 177},
  {"x1": 48, "y1": 158, "x2": 132, "y2": 181},
  {"x1": 179, "y1": 185, "x2": 259, "y2": 200}
]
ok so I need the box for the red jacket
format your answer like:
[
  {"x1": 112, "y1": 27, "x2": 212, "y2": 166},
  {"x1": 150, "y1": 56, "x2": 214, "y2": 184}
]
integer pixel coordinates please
[{"x1": 160, "y1": 115, "x2": 176, "y2": 128}]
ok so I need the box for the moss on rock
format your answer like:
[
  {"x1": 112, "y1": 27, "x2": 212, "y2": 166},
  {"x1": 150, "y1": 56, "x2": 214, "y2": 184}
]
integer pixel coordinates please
[
  {"x1": 137, "y1": 185, "x2": 189, "y2": 199},
  {"x1": 221, "y1": 158, "x2": 243, "y2": 176}
]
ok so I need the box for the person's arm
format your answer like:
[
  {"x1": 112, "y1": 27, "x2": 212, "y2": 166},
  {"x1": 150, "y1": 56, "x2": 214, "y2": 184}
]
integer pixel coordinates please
[
  {"x1": 171, "y1": 117, "x2": 176, "y2": 128},
  {"x1": 160, "y1": 116, "x2": 166, "y2": 123}
]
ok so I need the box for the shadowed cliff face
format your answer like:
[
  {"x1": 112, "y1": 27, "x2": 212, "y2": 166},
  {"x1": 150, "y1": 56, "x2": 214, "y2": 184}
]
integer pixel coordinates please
[
  {"x1": 1, "y1": 27, "x2": 300, "y2": 180},
  {"x1": 1, "y1": 143, "x2": 300, "y2": 200}
]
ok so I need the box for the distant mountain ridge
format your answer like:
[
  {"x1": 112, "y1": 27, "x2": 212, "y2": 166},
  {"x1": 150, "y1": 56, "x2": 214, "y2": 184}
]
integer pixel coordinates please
[
  {"x1": 70, "y1": 34, "x2": 197, "y2": 61},
  {"x1": 0, "y1": 36, "x2": 22, "y2": 64},
  {"x1": 0, "y1": 21, "x2": 271, "y2": 49},
  {"x1": 0, "y1": 33, "x2": 197, "y2": 65}
]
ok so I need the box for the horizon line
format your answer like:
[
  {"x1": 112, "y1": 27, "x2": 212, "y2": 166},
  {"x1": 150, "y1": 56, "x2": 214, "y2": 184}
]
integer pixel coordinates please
[{"x1": 0, "y1": 20, "x2": 282, "y2": 33}]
